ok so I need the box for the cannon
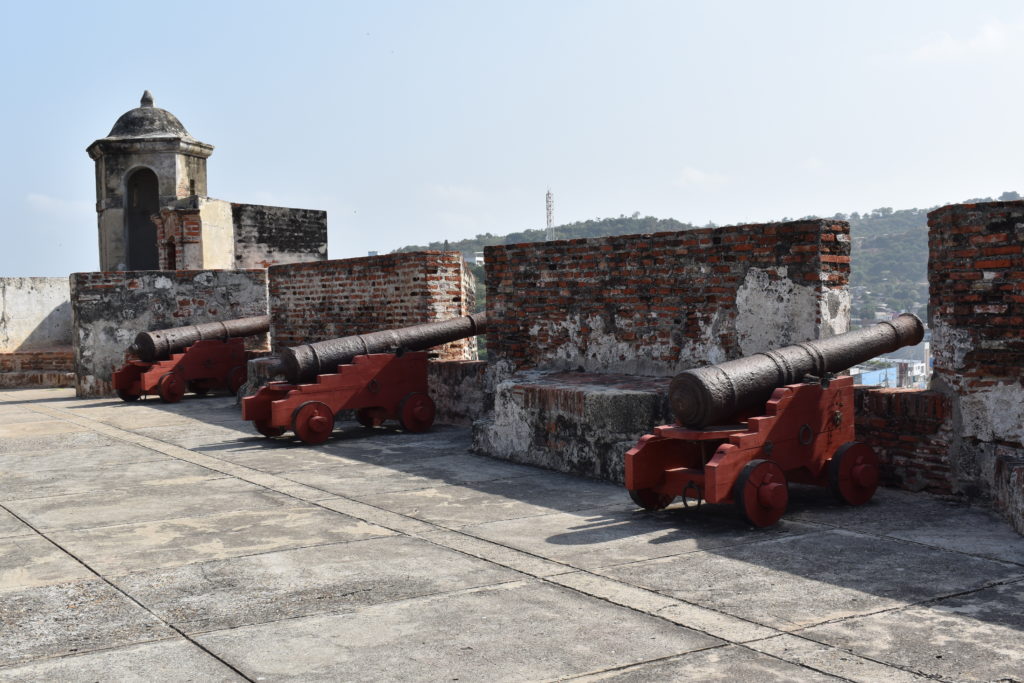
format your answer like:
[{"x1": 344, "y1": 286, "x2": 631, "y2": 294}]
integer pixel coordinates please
[
  {"x1": 241, "y1": 314, "x2": 486, "y2": 444},
  {"x1": 112, "y1": 315, "x2": 270, "y2": 403},
  {"x1": 625, "y1": 314, "x2": 924, "y2": 527}
]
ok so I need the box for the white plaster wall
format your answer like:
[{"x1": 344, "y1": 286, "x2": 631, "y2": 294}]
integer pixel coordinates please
[
  {"x1": 0, "y1": 278, "x2": 73, "y2": 352},
  {"x1": 199, "y1": 198, "x2": 236, "y2": 269}
]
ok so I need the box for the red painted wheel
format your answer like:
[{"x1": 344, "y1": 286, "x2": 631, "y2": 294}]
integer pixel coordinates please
[
  {"x1": 398, "y1": 392, "x2": 435, "y2": 433},
  {"x1": 291, "y1": 401, "x2": 335, "y2": 444},
  {"x1": 355, "y1": 407, "x2": 386, "y2": 428},
  {"x1": 828, "y1": 441, "x2": 879, "y2": 506},
  {"x1": 734, "y1": 459, "x2": 788, "y2": 527},
  {"x1": 628, "y1": 488, "x2": 675, "y2": 511},
  {"x1": 116, "y1": 388, "x2": 142, "y2": 402},
  {"x1": 157, "y1": 372, "x2": 186, "y2": 404},
  {"x1": 226, "y1": 366, "x2": 247, "y2": 394},
  {"x1": 254, "y1": 418, "x2": 286, "y2": 438}
]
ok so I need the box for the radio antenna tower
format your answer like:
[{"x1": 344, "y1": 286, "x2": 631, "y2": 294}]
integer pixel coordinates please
[{"x1": 545, "y1": 189, "x2": 554, "y2": 240}]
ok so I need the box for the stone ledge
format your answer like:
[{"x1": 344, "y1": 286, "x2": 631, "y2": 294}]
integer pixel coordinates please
[{"x1": 472, "y1": 371, "x2": 671, "y2": 483}]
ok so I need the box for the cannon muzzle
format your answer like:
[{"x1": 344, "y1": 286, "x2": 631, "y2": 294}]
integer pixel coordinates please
[
  {"x1": 281, "y1": 313, "x2": 487, "y2": 384},
  {"x1": 669, "y1": 313, "x2": 925, "y2": 428},
  {"x1": 132, "y1": 315, "x2": 271, "y2": 362}
]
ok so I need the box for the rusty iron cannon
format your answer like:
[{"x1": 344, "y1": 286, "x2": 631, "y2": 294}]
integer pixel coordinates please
[
  {"x1": 242, "y1": 313, "x2": 486, "y2": 443},
  {"x1": 113, "y1": 315, "x2": 270, "y2": 403},
  {"x1": 625, "y1": 314, "x2": 924, "y2": 527}
]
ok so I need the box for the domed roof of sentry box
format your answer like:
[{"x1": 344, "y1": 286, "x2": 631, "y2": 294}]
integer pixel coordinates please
[{"x1": 106, "y1": 91, "x2": 193, "y2": 139}]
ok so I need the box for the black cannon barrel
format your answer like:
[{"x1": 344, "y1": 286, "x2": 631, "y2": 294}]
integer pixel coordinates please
[
  {"x1": 669, "y1": 313, "x2": 925, "y2": 429},
  {"x1": 133, "y1": 315, "x2": 271, "y2": 362},
  {"x1": 281, "y1": 313, "x2": 487, "y2": 384}
]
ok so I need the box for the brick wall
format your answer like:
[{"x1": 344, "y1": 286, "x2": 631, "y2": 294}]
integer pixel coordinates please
[
  {"x1": 926, "y1": 201, "x2": 1024, "y2": 532},
  {"x1": 71, "y1": 270, "x2": 269, "y2": 397},
  {"x1": 268, "y1": 251, "x2": 476, "y2": 360},
  {"x1": 232, "y1": 203, "x2": 328, "y2": 269},
  {"x1": 484, "y1": 219, "x2": 850, "y2": 375},
  {"x1": 0, "y1": 350, "x2": 74, "y2": 373},
  {"x1": 855, "y1": 387, "x2": 951, "y2": 494}
]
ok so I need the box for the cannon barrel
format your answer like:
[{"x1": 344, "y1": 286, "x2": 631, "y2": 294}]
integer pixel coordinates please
[
  {"x1": 669, "y1": 313, "x2": 925, "y2": 429},
  {"x1": 133, "y1": 315, "x2": 271, "y2": 362},
  {"x1": 281, "y1": 313, "x2": 487, "y2": 384}
]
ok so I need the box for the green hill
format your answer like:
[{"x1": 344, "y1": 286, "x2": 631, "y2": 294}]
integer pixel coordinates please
[{"x1": 396, "y1": 192, "x2": 1021, "y2": 322}]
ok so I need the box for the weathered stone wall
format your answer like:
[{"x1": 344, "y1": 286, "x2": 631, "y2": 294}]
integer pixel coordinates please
[
  {"x1": 232, "y1": 203, "x2": 328, "y2": 269},
  {"x1": 484, "y1": 219, "x2": 850, "y2": 376},
  {"x1": 928, "y1": 201, "x2": 1024, "y2": 531},
  {"x1": 475, "y1": 220, "x2": 851, "y2": 480},
  {"x1": 0, "y1": 278, "x2": 73, "y2": 352},
  {"x1": 853, "y1": 201, "x2": 1024, "y2": 534},
  {"x1": 71, "y1": 270, "x2": 269, "y2": 397},
  {"x1": 428, "y1": 360, "x2": 489, "y2": 426},
  {"x1": 268, "y1": 252, "x2": 477, "y2": 361}
]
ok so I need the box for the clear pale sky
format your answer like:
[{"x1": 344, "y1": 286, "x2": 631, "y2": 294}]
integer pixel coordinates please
[{"x1": 1, "y1": 0, "x2": 1022, "y2": 277}]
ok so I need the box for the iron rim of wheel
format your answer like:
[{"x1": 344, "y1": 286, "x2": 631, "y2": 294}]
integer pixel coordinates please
[
  {"x1": 291, "y1": 401, "x2": 335, "y2": 444},
  {"x1": 734, "y1": 459, "x2": 788, "y2": 527}
]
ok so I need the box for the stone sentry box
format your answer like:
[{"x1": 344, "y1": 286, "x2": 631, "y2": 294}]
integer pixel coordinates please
[
  {"x1": 474, "y1": 219, "x2": 852, "y2": 481},
  {"x1": 71, "y1": 270, "x2": 270, "y2": 398}
]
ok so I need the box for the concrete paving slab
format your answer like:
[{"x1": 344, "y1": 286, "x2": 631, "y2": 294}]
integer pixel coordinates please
[
  {"x1": 50, "y1": 505, "x2": 395, "y2": 575},
  {"x1": 416, "y1": 528, "x2": 574, "y2": 578},
  {"x1": 0, "y1": 536, "x2": 93, "y2": 590},
  {"x1": 0, "y1": 579, "x2": 174, "y2": 668},
  {"x1": 0, "y1": 638, "x2": 244, "y2": 682},
  {"x1": 185, "y1": 441, "x2": 364, "y2": 475},
  {"x1": 353, "y1": 473, "x2": 634, "y2": 529},
  {"x1": 5, "y1": 478, "x2": 296, "y2": 532},
  {"x1": 0, "y1": 420, "x2": 90, "y2": 439},
  {"x1": 571, "y1": 644, "x2": 842, "y2": 681},
  {"x1": 798, "y1": 580, "x2": 1024, "y2": 681},
  {"x1": 0, "y1": 444, "x2": 168, "y2": 474},
  {"x1": 746, "y1": 634, "x2": 930, "y2": 682},
  {"x1": 0, "y1": 430, "x2": 118, "y2": 455},
  {"x1": 461, "y1": 505, "x2": 823, "y2": 570},
  {"x1": 789, "y1": 486, "x2": 1024, "y2": 565},
  {"x1": 134, "y1": 422, "x2": 265, "y2": 449},
  {"x1": 0, "y1": 508, "x2": 32, "y2": 539},
  {"x1": 596, "y1": 529, "x2": 1024, "y2": 630},
  {"x1": 55, "y1": 406, "x2": 195, "y2": 430},
  {"x1": 280, "y1": 452, "x2": 541, "y2": 500},
  {"x1": 113, "y1": 535, "x2": 521, "y2": 632},
  {"x1": 195, "y1": 580, "x2": 724, "y2": 682},
  {"x1": 0, "y1": 458, "x2": 221, "y2": 501}
]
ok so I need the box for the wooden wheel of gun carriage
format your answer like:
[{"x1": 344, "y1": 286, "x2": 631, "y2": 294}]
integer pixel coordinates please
[{"x1": 625, "y1": 314, "x2": 921, "y2": 527}]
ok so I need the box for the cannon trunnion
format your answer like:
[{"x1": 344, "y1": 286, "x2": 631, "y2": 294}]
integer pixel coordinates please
[
  {"x1": 626, "y1": 314, "x2": 924, "y2": 527},
  {"x1": 112, "y1": 316, "x2": 270, "y2": 403}
]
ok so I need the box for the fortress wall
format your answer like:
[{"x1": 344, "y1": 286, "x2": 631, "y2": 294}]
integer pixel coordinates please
[
  {"x1": 232, "y1": 204, "x2": 328, "y2": 269},
  {"x1": 858, "y1": 200, "x2": 1024, "y2": 534},
  {"x1": 0, "y1": 278, "x2": 74, "y2": 388},
  {"x1": 474, "y1": 219, "x2": 851, "y2": 480},
  {"x1": 483, "y1": 219, "x2": 851, "y2": 377},
  {"x1": 267, "y1": 251, "x2": 476, "y2": 362},
  {"x1": 71, "y1": 270, "x2": 269, "y2": 398}
]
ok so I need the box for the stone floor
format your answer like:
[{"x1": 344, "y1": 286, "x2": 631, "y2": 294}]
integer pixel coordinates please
[{"x1": 1, "y1": 388, "x2": 1023, "y2": 682}]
